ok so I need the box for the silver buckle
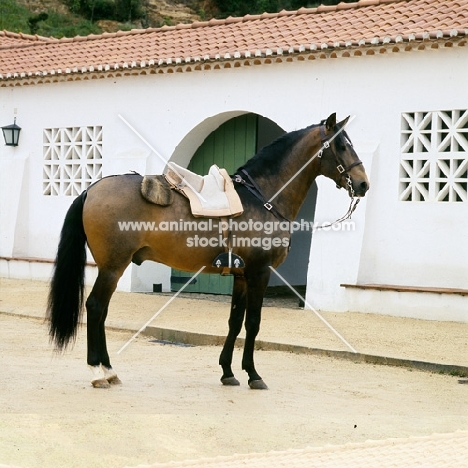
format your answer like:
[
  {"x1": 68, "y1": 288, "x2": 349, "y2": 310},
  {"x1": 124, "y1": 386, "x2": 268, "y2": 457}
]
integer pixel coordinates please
[
  {"x1": 337, "y1": 165, "x2": 345, "y2": 174},
  {"x1": 323, "y1": 141, "x2": 330, "y2": 149},
  {"x1": 264, "y1": 202, "x2": 273, "y2": 211}
]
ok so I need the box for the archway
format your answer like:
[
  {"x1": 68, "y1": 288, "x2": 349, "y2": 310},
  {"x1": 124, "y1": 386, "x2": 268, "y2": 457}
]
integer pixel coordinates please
[{"x1": 171, "y1": 113, "x2": 317, "y2": 294}]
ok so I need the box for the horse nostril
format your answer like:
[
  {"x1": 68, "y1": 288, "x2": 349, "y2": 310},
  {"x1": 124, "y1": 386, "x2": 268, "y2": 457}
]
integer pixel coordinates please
[{"x1": 359, "y1": 181, "x2": 369, "y2": 192}]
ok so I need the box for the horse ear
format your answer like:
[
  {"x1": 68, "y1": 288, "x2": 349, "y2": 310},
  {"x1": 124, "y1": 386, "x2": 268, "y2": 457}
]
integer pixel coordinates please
[
  {"x1": 325, "y1": 113, "x2": 337, "y2": 130},
  {"x1": 338, "y1": 115, "x2": 350, "y2": 128}
]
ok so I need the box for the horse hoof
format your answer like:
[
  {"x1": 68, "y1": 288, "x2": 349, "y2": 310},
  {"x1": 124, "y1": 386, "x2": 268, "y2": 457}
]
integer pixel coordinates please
[
  {"x1": 91, "y1": 378, "x2": 111, "y2": 389},
  {"x1": 249, "y1": 379, "x2": 268, "y2": 390},
  {"x1": 221, "y1": 376, "x2": 240, "y2": 386},
  {"x1": 107, "y1": 375, "x2": 122, "y2": 385}
]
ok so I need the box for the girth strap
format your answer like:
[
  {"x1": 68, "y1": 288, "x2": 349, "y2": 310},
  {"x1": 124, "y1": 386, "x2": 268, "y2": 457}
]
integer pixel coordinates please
[{"x1": 233, "y1": 169, "x2": 291, "y2": 223}]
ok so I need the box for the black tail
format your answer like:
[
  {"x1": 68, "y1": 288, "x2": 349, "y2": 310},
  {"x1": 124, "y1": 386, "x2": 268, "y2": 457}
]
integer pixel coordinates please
[{"x1": 47, "y1": 192, "x2": 87, "y2": 350}]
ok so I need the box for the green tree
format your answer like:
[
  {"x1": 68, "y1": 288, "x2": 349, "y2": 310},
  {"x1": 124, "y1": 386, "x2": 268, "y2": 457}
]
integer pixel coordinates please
[
  {"x1": 114, "y1": 0, "x2": 145, "y2": 22},
  {"x1": 0, "y1": 0, "x2": 31, "y2": 32},
  {"x1": 65, "y1": 0, "x2": 144, "y2": 22},
  {"x1": 27, "y1": 12, "x2": 48, "y2": 35},
  {"x1": 213, "y1": 0, "x2": 354, "y2": 17},
  {"x1": 0, "y1": 0, "x2": 100, "y2": 37}
]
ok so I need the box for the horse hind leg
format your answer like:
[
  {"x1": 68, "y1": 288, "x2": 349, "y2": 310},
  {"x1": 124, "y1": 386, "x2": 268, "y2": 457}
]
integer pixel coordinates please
[
  {"x1": 98, "y1": 305, "x2": 122, "y2": 385},
  {"x1": 219, "y1": 275, "x2": 247, "y2": 386},
  {"x1": 86, "y1": 269, "x2": 123, "y2": 388}
]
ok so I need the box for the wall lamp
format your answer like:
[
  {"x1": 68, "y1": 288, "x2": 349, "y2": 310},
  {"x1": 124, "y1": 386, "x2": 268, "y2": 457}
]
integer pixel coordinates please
[{"x1": 2, "y1": 118, "x2": 21, "y2": 146}]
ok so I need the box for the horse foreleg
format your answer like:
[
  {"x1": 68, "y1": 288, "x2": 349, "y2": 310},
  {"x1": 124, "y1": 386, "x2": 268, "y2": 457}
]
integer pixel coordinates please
[
  {"x1": 219, "y1": 275, "x2": 247, "y2": 386},
  {"x1": 242, "y1": 268, "x2": 270, "y2": 390},
  {"x1": 86, "y1": 270, "x2": 121, "y2": 388}
]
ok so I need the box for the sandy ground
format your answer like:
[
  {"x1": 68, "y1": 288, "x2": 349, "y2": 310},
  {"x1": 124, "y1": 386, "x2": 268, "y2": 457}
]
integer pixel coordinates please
[
  {"x1": 1, "y1": 278, "x2": 467, "y2": 366},
  {"x1": 0, "y1": 279, "x2": 468, "y2": 468}
]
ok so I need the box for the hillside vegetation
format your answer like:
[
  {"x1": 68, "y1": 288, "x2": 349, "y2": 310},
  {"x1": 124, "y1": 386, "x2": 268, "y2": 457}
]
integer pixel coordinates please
[{"x1": 0, "y1": 0, "x2": 350, "y2": 38}]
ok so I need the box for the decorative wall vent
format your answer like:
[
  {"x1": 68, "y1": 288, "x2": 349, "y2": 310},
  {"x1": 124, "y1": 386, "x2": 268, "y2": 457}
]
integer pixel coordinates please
[
  {"x1": 43, "y1": 126, "x2": 103, "y2": 196},
  {"x1": 400, "y1": 110, "x2": 468, "y2": 202}
]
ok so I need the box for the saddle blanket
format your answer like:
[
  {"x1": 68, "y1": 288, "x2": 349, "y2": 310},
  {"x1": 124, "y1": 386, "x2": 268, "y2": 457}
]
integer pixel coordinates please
[{"x1": 164, "y1": 162, "x2": 243, "y2": 218}]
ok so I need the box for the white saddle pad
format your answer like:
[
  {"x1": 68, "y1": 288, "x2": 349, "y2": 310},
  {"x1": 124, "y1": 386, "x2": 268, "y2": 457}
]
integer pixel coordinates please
[{"x1": 165, "y1": 162, "x2": 243, "y2": 217}]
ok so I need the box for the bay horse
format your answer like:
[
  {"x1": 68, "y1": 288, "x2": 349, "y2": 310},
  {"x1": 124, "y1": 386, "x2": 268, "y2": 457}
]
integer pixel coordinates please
[{"x1": 47, "y1": 113, "x2": 369, "y2": 389}]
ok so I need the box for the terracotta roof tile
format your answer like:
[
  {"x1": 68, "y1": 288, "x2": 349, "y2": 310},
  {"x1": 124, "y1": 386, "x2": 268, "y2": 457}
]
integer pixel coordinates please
[{"x1": 1, "y1": 0, "x2": 467, "y2": 81}]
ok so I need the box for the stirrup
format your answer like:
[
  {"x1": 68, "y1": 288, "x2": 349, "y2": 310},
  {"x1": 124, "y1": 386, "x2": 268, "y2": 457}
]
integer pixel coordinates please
[{"x1": 212, "y1": 251, "x2": 245, "y2": 270}]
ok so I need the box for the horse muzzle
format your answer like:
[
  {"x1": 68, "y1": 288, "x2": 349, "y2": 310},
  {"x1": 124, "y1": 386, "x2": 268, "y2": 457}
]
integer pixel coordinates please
[
  {"x1": 338, "y1": 174, "x2": 369, "y2": 198},
  {"x1": 351, "y1": 178, "x2": 370, "y2": 197}
]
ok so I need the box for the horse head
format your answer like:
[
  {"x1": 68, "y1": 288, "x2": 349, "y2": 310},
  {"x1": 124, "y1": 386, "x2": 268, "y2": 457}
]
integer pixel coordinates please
[{"x1": 319, "y1": 113, "x2": 369, "y2": 198}]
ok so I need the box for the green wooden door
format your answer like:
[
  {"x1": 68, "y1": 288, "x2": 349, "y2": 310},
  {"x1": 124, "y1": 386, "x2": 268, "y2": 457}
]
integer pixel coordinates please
[{"x1": 171, "y1": 114, "x2": 258, "y2": 294}]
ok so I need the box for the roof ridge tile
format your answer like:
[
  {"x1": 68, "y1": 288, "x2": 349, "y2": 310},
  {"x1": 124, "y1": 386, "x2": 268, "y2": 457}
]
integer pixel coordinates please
[
  {"x1": 174, "y1": 23, "x2": 192, "y2": 29},
  {"x1": 225, "y1": 16, "x2": 244, "y2": 24},
  {"x1": 277, "y1": 9, "x2": 295, "y2": 17},
  {"x1": 1, "y1": 0, "x2": 468, "y2": 81},
  {"x1": 190, "y1": 20, "x2": 211, "y2": 28},
  {"x1": 243, "y1": 14, "x2": 262, "y2": 21},
  {"x1": 316, "y1": 5, "x2": 337, "y2": 12},
  {"x1": 297, "y1": 7, "x2": 318, "y2": 14},
  {"x1": 260, "y1": 12, "x2": 278, "y2": 19},
  {"x1": 1, "y1": 30, "x2": 57, "y2": 42},
  {"x1": 207, "y1": 18, "x2": 225, "y2": 25},
  {"x1": 336, "y1": 2, "x2": 359, "y2": 10},
  {"x1": 357, "y1": 0, "x2": 380, "y2": 5},
  {"x1": 115, "y1": 29, "x2": 134, "y2": 36}
]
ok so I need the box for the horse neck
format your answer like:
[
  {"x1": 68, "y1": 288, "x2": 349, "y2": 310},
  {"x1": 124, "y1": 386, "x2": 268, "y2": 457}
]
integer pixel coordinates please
[{"x1": 255, "y1": 128, "x2": 322, "y2": 221}]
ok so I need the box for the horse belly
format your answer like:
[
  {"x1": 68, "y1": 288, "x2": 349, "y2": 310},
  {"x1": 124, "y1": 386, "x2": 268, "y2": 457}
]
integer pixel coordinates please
[{"x1": 141, "y1": 229, "x2": 227, "y2": 273}]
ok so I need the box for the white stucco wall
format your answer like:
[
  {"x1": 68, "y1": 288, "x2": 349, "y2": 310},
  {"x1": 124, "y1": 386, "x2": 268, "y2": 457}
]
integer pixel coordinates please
[
  {"x1": 1, "y1": 44, "x2": 467, "y2": 320},
  {"x1": 303, "y1": 47, "x2": 468, "y2": 321}
]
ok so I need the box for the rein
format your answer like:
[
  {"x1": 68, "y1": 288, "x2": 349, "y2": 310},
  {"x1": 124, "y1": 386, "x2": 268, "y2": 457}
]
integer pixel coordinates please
[
  {"x1": 233, "y1": 123, "x2": 363, "y2": 228},
  {"x1": 315, "y1": 194, "x2": 361, "y2": 230},
  {"x1": 315, "y1": 124, "x2": 362, "y2": 229}
]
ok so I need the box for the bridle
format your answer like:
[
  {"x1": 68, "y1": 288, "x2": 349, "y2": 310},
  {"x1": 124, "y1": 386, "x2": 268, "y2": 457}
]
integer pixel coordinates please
[
  {"x1": 232, "y1": 123, "x2": 363, "y2": 226},
  {"x1": 318, "y1": 124, "x2": 363, "y2": 196},
  {"x1": 316, "y1": 123, "x2": 363, "y2": 227}
]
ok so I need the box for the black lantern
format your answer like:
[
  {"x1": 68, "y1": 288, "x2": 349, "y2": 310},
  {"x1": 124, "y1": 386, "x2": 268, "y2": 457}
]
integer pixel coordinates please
[{"x1": 2, "y1": 118, "x2": 21, "y2": 146}]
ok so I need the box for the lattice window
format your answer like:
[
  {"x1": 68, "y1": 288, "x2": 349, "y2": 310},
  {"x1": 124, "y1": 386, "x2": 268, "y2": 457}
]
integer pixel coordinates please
[
  {"x1": 400, "y1": 110, "x2": 468, "y2": 202},
  {"x1": 43, "y1": 126, "x2": 103, "y2": 196}
]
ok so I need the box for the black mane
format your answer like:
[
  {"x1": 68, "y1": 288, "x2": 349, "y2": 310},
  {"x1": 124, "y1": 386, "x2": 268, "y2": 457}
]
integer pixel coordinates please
[{"x1": 235, "y1": 124, "x2": 320, "y2": 178}]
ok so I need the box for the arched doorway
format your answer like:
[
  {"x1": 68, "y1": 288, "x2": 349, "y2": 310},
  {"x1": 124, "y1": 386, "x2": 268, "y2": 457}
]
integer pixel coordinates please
[{"x1": 171, "y1": 113, "x2": 317, "y2": 294}]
